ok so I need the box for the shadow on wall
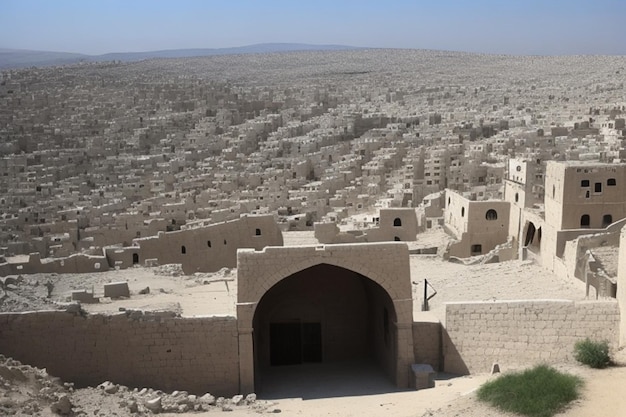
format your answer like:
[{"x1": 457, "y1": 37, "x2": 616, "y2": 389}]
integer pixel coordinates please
[{"x1": 441, "y1": 327, "x2": 470, "y2": 375}]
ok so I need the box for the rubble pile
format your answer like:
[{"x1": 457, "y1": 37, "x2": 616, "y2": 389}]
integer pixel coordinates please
[{"x1": 0, "y1": 355, "x2": 280, "y2": 416}]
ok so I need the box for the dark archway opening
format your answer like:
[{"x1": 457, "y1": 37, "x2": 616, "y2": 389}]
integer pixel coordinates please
[
  {"x1": 132, "y1": 253, "x2": 139, "y2": 265},
  {"x1": 253, "y1": 264, "x2": 398, "y2": 399},
  {"x1": 524, "y1": 221, "x2": 542, "y2": 253}
]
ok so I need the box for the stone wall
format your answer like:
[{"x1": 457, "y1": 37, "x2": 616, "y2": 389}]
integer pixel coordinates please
[
  {"x1": 0, "y1": 252, "x2": 110, "y2": 277},
  {"x1": 135, "y1": 214, "x2": 283, "y2": 274},
  {"x1": 0, "y1": 311, "x2": 240, "y2": 396},
  {"x1": 412, "y1": 320, "x2": 441, "y2": 370},
  {"x1": 443, "y1": 299, "x2": 619, "y2": 374}
]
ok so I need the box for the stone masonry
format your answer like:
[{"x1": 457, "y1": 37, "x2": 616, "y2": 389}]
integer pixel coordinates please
[
  {"x1": 0, "y1": 311, "x2": 240, "y2": 396},
  {"x1": 443, "y1": 299, "x2": 619, "y2": 374}
]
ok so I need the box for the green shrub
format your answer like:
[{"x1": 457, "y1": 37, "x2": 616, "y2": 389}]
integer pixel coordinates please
[
  {"x1": 573, "y1": 338, "x2": 610, "y2": 369},
  {"x1": 477, "y1": 365, "x2": 583, "y2": 417}
]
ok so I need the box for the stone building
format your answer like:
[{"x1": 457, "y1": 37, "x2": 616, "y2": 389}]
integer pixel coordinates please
[{"x1": 443, "y1": 190, "x2": 510, "y2": 258}]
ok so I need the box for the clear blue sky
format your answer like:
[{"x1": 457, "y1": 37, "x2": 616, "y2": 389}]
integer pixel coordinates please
[{"x1": 1, "y1": 0, "x2": 624, "y2": 55}]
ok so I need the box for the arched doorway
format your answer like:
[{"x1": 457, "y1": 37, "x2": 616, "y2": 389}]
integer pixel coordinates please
[{"x1": 252, "y1": 264, "x2": 398, "y2": 397}]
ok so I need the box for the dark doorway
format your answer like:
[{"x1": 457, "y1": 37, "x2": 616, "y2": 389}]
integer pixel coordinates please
[
  {"x1": 270, "y1": 323, "x2": 302, "y2": 365},
  {"x1": 132, "y1": 253, "x2": 139, "y2": 265},
  {"x1": 603, "y1": 214, "x2": 613, "y2": 227},
  {"x1": 253, "y1": 264, "x2": 397, "y2": 397},
  {"x1": 524, "y1": 222, "x2": 536, "y2": 246},
  {"x1": 269, "y1": 322, "x2": 321, "y2": 366}
]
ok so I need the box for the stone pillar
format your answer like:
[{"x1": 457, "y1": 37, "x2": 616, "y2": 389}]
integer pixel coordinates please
[
  {"x1": 396, "y1": 321, "x2": 414, "y2": 388},
  {"x1": 617, "y1": 226, "x2": 626, "y2": 346},
  {"x1": 237, "y1": 302, "x2": 256, "y2": 394}
]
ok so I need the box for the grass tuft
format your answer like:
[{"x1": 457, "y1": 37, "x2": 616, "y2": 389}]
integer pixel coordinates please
[
  {"x1": 573, "y1": 338, "x2": 610, "y2": 369},
  {"x1": 477, "y1": 364, "x2": 583, "y2": 417}
]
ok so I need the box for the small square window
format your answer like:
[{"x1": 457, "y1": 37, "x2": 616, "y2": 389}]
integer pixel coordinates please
[{"x1": 581, "y1": 180, "x2": 590, "y2": 187}]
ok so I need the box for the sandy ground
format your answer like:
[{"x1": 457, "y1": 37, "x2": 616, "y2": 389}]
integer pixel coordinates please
[{"x1": 1, "y1": 229, "x2": 624, "y2": 416}]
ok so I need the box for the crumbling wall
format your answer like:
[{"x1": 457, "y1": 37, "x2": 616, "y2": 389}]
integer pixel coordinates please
[
  {"x1": 0, "y1": 253, "x2": 110, "y2": 277},
  {"x1": 0, "y1": 311, "x2": 240, "y2": 396},
  {"x1": 443, "y1": 300, "x2": 619, "y2": 374},
  {"x1": 135, "y1": 214, "x2": 283, "y2": 274}
]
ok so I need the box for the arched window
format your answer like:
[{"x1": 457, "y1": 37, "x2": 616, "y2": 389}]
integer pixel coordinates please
[
  {"x1": 393, "y1": 218, "x2": 402, "y2": 227},
  {"x1": 485, "y1": 209, "x2": 498, "y2": 220},
  {"x1": 580, "y1": 215, "x2": 590, "y2": 228},
  {"x1": 394, "y1": 236, "x2": 401, "y2": 241},
  {"x1": 132, "y1": 253, "x2": 139, "y2": 264},
  {"x1": 607, "y1": 178, "x2": 617, "y2": 186},
  {"x1": 603, "y1": 214, "x2": 613, "y2": 227},
  {"x1": 181, "y1": 245, "x2": 187, "y2": 254}
]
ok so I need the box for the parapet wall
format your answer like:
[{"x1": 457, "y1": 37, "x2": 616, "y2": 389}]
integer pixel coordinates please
[
  {"x1": 0, "y1": 253, "x2": 110, "y2": 277},
  {"x1": 0, "y1": 311, "x2": 240, "y2": 396},
  {"x1": 443, "y1": 299, "x2": 619, "y2": 374}
]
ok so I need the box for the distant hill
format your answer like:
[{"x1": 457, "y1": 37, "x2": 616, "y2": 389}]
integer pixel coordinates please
[{"x1": 0, "y1": 43, "x2": 363, "y2": 69}]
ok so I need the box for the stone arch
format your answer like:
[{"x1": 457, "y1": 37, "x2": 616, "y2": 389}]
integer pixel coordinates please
[
  {"x1": 252, "y1": 264, "x2": 399, "y2": 393},
  {"x1": 581, "y1": 214, "x2": 590, "y2": 228},
  {"x1": 236, "y1": 244, "x2": 414, "y2": 394}
]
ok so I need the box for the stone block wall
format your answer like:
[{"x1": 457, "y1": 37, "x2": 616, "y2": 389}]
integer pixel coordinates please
[
  {"x1": 412, "y1": 321, "x2": 441, "y2": 370},
  {"x1": 443, "y1": 300, "x2": 619, "y2": 374},
  {"x1": 0, "y1": 311, "x2": 240, "y2": 396}
]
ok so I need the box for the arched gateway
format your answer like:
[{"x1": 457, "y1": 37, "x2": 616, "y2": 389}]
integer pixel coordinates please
[{"x1": 236, "y1": 243, "x2": 414, "y2": 394}]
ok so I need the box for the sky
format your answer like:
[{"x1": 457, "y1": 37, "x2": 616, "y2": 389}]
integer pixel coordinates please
[{"x1": 1, "y1": 0, "x2": 625, "y2": 56}]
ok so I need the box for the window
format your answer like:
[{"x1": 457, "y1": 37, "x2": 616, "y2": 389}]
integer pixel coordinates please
[
  {"x1": 607, "y1": 178, "x2": 616, "y2": 186},
  {"x1": 224, "y1": 239, "x2": 227, "y2": 245},
  {"x1": 485, "y1": 209, "x2": 498, "y2": 220},
  {"x1": 471, "y1": 244, "x2": 482, "y2": 255},
  {"x1": 393, "y1": 218, "x2": 402, "y2": 227},
  {"x1": 255, "y1": 228, "x2": 261, "y2": 236},
  {"x1": 394, "y1": 236, "x2": 401, "y2": 241},
  {"x1": 132, "y1": 253, "x2": 139, "y2": 264},
  {"x1": 603, "y1": 214, "x2": 613, "y2": 227},
  {"x1": 181, "y1": 245, "x2": 187, "y2": 254},
  {"x1": 461, "y1": 207, "x2": 465, "y2": 217},
  {"x1": 595, "y1": 182, "x2": 602, "y2": 193},
  {"x1": 581, "y1": 180, "x2": 590, "y2": 187},
  {"x1": 580, "y1": 215, "x2": 590, "y2": 228},
  {"x1": 207, "y1": 240, "x2": 211, "y2": 248},
  {"x1": 515, "y1": 193, "x2": 519, "y2": 203}
]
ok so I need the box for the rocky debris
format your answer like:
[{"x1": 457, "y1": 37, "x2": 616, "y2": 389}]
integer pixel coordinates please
[
  {"x1": 154, "y1": 263, "x2": 185, "y2": 277},
  {"x1": 50, "y1": 394, "x2": 72, "y2": 415},
  {"x1": 145, "y1": 396, "x2": 163, "y2": 413},
  {"x1": 0, "y1": 354, "x2": 278, "y2": 416},
  {"x1": 97, "y1": 380, "x2": 119, "y2": 394},
  {"x1": 199, "y1": 393, "x2": 216, "y2": 405}
]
